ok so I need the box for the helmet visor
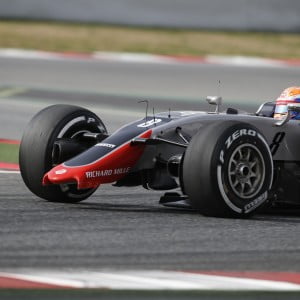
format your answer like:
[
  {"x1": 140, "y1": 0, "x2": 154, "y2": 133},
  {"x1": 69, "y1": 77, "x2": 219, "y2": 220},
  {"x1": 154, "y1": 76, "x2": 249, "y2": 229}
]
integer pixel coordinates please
[{"x1": 275, "y1": 104, "x2": 288, "y2": 114}]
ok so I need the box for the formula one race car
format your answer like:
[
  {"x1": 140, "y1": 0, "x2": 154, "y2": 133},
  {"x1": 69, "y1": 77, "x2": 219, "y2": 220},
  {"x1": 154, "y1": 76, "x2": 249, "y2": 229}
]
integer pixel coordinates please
[{"x1": 19, "y1": 96, "x2": 300, "y2": 217}]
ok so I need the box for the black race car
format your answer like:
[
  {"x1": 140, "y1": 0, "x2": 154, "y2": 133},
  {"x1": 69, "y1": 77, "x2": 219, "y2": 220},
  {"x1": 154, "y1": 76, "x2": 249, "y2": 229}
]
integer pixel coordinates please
[{"x1": 19, "y1": 97, "x2": 300, "y2": 217}]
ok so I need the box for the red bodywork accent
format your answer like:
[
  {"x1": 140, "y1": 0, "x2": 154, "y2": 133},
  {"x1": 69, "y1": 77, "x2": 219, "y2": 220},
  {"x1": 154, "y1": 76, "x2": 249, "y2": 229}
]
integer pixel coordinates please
[{"x1": 43, "y1": 130, "x2": 152, "y2": 189}]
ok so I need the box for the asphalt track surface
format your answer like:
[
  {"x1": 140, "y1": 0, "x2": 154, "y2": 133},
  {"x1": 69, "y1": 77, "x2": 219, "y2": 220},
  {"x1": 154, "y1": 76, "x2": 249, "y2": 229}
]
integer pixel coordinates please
[
  {"x1": 1, "y1": 57, "x2": 300, "y2": 298},
  {"x1": 1, "y1": 171, "x2": 300, "y2": 270}
]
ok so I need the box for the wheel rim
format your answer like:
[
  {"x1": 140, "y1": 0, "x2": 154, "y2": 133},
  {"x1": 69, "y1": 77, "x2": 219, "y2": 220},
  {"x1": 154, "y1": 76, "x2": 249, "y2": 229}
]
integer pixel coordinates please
[{"x1": 228, "y1": 143, "x2": 265, "y2": 199}]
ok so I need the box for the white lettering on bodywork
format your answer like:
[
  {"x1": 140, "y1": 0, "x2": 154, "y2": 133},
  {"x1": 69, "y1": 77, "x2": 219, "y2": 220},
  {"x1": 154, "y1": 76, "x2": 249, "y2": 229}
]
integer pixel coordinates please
[
  {"x1": 85, "y1": 167, "x2": 130, "y2": 178},
  {"x1": 137, "y1": 119, "x2": 162, "y2": 127},
  {"x1": 86, "y1": 169, "x2": 113, "y2": 178},
  {"x1": 55, "y1": 169, "x2": 67, "y2": 175},
  {"x1": 95, "y1": 143, "x2": 116, "y2": 148}
]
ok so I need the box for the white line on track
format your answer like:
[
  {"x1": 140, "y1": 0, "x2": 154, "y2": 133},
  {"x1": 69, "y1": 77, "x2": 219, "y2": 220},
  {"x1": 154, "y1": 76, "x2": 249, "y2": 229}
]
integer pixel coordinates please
[
  {"x1": 0, "y1": 170, "x2": 20, "y2": 174},
  {"x1": 1, "y1": 271, "x2": 300, "y2": 291}
]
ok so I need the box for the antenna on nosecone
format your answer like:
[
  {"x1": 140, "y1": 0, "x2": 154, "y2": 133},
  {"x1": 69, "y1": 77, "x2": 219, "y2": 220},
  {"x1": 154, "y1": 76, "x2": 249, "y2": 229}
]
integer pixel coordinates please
[
  {"x1": 138, "y1": 100, "x2": 149, "y2": 120},
  {"x1": 153, "y1": 107, "x2": 156, "y2": 126}
]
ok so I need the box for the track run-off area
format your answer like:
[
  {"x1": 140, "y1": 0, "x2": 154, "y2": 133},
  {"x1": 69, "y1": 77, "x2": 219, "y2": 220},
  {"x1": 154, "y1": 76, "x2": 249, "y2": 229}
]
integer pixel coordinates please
[{"x1": 0, "y1": 51, "x2": 300, "y2": 298}]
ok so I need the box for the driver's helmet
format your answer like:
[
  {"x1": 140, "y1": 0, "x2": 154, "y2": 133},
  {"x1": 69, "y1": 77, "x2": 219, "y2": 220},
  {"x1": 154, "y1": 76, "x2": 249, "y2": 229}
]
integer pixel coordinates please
[{"x1": 274, "y1": 86, "x2": 300, "y2": 120}]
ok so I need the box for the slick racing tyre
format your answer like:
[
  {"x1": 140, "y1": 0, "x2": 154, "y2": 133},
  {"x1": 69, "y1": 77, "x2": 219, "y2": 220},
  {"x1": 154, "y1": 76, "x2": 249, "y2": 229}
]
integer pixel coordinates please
[
  {"x1": 182, "y1": 121, "x2": 273, "y2": 217},
  {"x1": 19, "y1": 104, "x2": 107, "y2": 202}
]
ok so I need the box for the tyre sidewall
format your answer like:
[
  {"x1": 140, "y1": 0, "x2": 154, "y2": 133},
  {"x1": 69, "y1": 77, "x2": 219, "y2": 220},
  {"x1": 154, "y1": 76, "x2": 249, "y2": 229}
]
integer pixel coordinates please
[
  {"x1": 19, "y1": 105, "x2": 106, "y2": 202},
  {"x1": 212, "y1": 123, "x2": 273, "y2": 215}
]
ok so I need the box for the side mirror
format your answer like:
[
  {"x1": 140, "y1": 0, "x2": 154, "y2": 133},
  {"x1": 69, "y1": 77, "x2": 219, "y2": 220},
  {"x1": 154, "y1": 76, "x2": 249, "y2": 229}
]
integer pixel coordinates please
[
  {"x1": 275, "y1": 103, "x2": 300, "y2": 126},
  {"x1": 206, "y1": 96, "x2": 222, "y2": 113},
  {"x1": 256, "y1": 101, "x2": 275, "y2": 117}
]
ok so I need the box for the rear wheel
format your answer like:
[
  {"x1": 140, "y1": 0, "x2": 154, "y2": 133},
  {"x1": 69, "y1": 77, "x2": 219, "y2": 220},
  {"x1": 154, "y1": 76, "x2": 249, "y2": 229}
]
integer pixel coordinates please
[
  {"x1": 182, "y1": 121, "x2": 273, "y2": 217},
  {"x1": 19, "y1": 104, "x2": 107, "y2": 202}
]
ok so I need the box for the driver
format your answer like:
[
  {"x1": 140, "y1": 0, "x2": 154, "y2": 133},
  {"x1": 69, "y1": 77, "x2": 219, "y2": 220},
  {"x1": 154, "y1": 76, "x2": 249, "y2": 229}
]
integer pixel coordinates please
[{"x1": 274, "y1": 86, "x2": 300, "y2": 120}]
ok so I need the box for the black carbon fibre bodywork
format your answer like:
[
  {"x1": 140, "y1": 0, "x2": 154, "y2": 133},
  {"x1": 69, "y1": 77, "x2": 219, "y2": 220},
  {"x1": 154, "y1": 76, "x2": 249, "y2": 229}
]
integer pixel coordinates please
[
  {"x1": 65, "y1": 116, "x2": 172, "y2": 167},
  {"x1": 120, "y1": 110, "x2": 300, "y2": 208},
  {"x1": 66, "y1": 109, "x2": 300, "y2": 207}
]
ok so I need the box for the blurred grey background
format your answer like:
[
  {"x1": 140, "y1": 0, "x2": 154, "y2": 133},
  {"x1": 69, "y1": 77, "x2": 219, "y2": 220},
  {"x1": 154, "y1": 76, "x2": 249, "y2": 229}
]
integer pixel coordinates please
[{"x1": 0, "y1": 0, "x2": 299, "y2": 32}]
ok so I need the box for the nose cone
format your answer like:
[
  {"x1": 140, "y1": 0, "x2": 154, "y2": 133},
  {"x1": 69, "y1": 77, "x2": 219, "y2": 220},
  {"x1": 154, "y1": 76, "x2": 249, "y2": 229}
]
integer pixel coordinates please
[
  {"x1": 43, "y1": 166, "x2": 75, "y2": 186},
  {"x1": 42, "y1": 129, "x2": 152, "y2": 189},
  {"x1": 42, "y1": 164, "x2": 101, "y2": 189}
]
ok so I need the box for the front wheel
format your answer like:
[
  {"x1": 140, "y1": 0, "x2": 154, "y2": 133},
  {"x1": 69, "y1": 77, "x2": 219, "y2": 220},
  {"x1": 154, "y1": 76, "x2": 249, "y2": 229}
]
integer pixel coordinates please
[
  {"x1": 19, "y1": 104, "x2": 107, "y2": 202},
  {"x1": 182, "y1": 121, "x2": 273, "y2": 217}
]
